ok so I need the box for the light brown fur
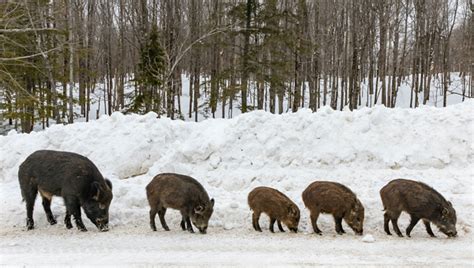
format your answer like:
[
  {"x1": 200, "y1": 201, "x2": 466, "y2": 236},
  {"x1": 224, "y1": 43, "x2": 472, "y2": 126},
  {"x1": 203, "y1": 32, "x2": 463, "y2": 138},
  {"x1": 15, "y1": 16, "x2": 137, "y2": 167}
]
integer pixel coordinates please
[{"x1": 248, "y1": 186, "x2": 300, "y2": 233}]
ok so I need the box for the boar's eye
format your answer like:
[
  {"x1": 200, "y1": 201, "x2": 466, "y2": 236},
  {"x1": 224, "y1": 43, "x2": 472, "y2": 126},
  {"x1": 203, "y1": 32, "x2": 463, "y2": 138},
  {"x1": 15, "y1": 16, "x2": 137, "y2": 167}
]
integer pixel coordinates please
[{"x1": 99, "y1": 203, "x2": 106, "y2": 210}]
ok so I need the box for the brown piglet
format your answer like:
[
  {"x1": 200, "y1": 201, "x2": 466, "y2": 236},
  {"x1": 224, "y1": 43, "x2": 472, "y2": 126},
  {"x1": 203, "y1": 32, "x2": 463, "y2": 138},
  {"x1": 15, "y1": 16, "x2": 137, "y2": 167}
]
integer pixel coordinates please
[
  {"x1": 248, "y1": 186, "x2": 300, "y2": 233},
  {"x1": 302, "y1": 181, "x2": 364, "y2": 235}
]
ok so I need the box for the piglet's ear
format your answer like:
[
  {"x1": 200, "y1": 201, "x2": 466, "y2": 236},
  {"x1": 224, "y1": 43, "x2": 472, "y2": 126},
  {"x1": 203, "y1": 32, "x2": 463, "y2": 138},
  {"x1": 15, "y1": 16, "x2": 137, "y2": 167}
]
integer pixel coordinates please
[
  {"x1": 91, "y1": 182, "x2": 101, "y2": 201},
  {"x1": 105, "y1": 179, "x2": 113, "y2": 190}
]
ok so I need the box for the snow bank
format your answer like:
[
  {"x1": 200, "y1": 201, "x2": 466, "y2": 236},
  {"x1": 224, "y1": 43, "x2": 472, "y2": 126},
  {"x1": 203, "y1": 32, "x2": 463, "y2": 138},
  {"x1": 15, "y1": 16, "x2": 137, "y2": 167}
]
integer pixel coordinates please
[{"x1": 0, "y1": 101, "x2": 473, "y2": 237}]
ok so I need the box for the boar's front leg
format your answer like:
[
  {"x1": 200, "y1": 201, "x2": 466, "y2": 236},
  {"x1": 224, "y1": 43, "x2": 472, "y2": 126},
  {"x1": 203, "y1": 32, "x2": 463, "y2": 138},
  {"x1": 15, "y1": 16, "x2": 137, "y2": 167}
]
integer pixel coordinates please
[
  {"x1": 180, "y1": 218, "x2": 186, "y2": 231},
  {"x1": 184, "y1": 215, "x2": 194, "y2": 233},
  {"x1": 158, "y1": 208, "x2": 169, "y2": 231},
  {"x1": 64, "y1": 210, "x2": 73, "y2": 229},
  {"x1": 64, "y1": 196, "x2": 87, "y2": 232},
  {"x1": 423, "y1": 220, "x2": 436, "y2": 237},
  {"x1": 277, "y1": 221, "x2": 285, "y2": 232},
  {"x1": 334, "y1": 216, "x2": 345, "y2": 235}
]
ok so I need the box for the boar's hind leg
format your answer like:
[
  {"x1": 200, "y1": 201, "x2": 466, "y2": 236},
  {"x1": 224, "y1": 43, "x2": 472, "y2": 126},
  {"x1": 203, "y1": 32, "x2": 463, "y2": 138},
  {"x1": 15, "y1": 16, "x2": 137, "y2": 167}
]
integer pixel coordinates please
[
  {"x1": 23, "y1": 186, "x2": 38, "y2": 230},
  {"x1": 158, "y1": 208, "x2": 170, "y2": 231},
  {"x1": 252, "y1": 211, "x2": 262, "y2": 232},
  {"x1": 310, "y1": 210, "x2": 322, "y2": 235},
  {"x1": 277, "y1": 221, "x2": 285, "y2": 232},
  {"x1": 41, "y1": 196, "x2": 57, "y2": 225},
  {"x1": 423, "y1": 220, "x2": 435, "y2": 237},
  {"x1": 388, "y1": 211, "x2": 403, "y2": 237},
  {"x1": 149, "y1": 206, "x2": 158, "y2": 231},
  {"x1": 334, "y1": 216, "x2": 345, "y2": 235},
  {"x1": 406, "y1": 216, "x2": 420, "y2": 237},
  {"x1": 180, "y1": 218, "x2": 186, "y2": 231},
  {"x1": 383, "y1": 212, "x2": 392, "y2": 235},
  {"x1": 64, "y1": 196, "x2": 87, "y2": 232}
]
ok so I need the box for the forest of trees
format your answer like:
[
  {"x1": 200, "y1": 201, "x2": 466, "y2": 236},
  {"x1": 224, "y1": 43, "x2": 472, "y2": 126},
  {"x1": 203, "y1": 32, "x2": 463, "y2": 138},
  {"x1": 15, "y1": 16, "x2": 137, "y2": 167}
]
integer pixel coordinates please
[{"x1": 0, "y1": 0, "x2": 472, "y2": 133}]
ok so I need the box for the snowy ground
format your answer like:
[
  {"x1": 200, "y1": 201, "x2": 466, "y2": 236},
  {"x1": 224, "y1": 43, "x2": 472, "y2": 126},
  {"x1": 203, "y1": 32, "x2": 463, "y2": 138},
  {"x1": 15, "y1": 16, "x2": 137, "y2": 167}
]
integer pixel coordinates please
[
  {"x1": 0, "y1": 100, "x2": 473, "y2": 266},
  {"x1": 1, "y1": 227, "x2": 472, "y2": 266}
]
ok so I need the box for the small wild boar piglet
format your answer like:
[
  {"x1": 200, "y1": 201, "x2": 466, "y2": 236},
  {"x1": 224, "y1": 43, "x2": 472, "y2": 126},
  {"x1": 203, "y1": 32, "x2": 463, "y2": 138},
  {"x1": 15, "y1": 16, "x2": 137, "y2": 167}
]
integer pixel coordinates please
[
  {"x1": 380, "y1": 179, "x2": 457, "y2": 238},
  {"x1": 19, "y1": 150, "x2": 113, "y2": 232},
  {"x1": 302, "y1": 181, "x2": 364, "y2": 235},
  {"x1": 146, "y1": 173, "x2": 214, "y2": 234},
  {"x1": 248, "y1": 187, "x2": 300, "y2": 233}
]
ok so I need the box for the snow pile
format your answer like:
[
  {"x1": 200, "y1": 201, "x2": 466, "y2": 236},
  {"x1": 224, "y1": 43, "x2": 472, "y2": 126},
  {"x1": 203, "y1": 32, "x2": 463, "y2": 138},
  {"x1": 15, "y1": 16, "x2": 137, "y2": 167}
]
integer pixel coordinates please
[
  {"x1": 362, "y1": 234, "x2": 375, "y2": 243},
  {"x1": 0, "y1": 101, "x2": 473, "y2": 237}
]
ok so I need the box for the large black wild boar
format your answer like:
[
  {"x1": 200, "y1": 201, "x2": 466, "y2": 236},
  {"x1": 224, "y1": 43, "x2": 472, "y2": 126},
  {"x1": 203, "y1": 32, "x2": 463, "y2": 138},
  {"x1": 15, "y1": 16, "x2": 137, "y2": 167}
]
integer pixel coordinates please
[
  {"x1": 302, "y1": 181, "x2": 364, "y2": 235},
  {"x1": 248, "y1": 186, "x2": 300, "y2": 233},
  {"x1": 18, "y1": 150, "x2": 113, "y2": 232},
  {"x1": 380, "y1": 178, "x2": 457, "y2": 238},
  {"x1": 146, "y1": 173, "x2": 214, "y2": 234}
]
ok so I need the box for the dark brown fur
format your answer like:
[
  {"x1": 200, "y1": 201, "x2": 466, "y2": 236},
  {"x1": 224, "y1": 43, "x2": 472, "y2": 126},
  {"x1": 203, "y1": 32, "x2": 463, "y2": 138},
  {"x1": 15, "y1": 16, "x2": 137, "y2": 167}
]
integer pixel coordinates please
[
  {"x1": 380, "y1": 178, "x2": 457, "y2": 238},
  {"x1": 18, "y1": 150, "x2": 113, "y2": 232},
  {"x1": 146, "y1": 173, "x2": 214, "y2": 234},
  {"x1": 248, "y1": 187, "x2": 300, "y2": 233},
  {"x1": 302, "y1": 181, "x2": 364, "y2": 235}
]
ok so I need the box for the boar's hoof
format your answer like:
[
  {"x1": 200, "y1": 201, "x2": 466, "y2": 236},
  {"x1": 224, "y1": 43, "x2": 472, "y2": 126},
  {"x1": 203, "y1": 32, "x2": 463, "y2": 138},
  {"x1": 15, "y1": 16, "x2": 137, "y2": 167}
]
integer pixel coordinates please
[
  {"x1": 47, "y1": 217, "x2": 57, "y2": 225},
  {"x1": 26, "y1": 219, "x2": 34, "y2": 230},
  {"x1": 164, "y1": 226, "x2": 170, "y2": 231},
  {"x1": 78, "y1": 226, "x2": 88, "y2": 232}
]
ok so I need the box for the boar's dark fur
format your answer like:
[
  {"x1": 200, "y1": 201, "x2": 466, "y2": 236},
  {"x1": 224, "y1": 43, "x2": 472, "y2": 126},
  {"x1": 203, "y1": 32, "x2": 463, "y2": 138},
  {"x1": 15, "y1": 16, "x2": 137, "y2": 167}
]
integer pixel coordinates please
[
  {"x1": 380, "y1": 178, "x2": 457, "y2": 238},
  {"x1": 146, "y1": 173, "x2": 214, "y2": 234},
  {"x1": 18, "y1": 150, "x2": 113, "y2": 232},
  {"x1": 302, "y1": 181, "x2": 364, "y2": 235},
  {"x1": 248, "y1": 186, "x2": 300, "y2": 233}
]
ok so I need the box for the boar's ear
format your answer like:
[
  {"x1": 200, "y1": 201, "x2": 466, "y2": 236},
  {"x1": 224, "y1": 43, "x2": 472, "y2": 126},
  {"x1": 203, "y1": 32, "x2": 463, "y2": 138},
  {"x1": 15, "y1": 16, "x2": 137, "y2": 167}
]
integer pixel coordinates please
[
  {"x1": 91, "y1": 181, "x2": 101, "y2": 201},
  {"x1": 210, "y1": 198, "x2": 215, "y2": 208},
  {"x1": 105, "y1": 179, "x2": 113, "y2": 190},
  {"x1": 288, "y1": 205, "x2": 298, "y2": 216},
  {"x1": 447, "y1": 201, "x2": 453, "y2": 207},
  {"x1": 194, "y1": 205, "x2": 204, "y2": 215}
]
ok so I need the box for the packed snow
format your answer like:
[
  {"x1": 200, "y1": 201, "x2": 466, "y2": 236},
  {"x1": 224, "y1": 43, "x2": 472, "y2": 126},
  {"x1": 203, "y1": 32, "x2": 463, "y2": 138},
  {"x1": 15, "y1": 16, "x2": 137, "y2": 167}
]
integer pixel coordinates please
[{"x1": 0, "y1": 101, "x2": 473, "y2": 266}]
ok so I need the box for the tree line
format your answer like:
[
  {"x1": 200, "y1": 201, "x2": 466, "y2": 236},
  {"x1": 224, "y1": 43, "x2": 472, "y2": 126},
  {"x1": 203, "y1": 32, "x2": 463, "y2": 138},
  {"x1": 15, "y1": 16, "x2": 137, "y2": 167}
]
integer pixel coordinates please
[{"x1": 0, "y1": 0, "x2": 472, "y2": 133}]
